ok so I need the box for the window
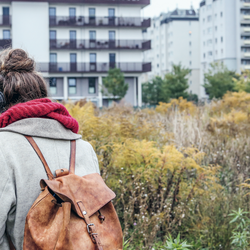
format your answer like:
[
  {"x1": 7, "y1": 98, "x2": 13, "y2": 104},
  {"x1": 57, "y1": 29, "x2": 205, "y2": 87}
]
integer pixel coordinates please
[
  {"x1": 215, "y1": 26, "x2": 217, "y2": 31},
  {"x1": 90, "y1": 53, "x2": 96, "y2": 63},
  {"x1": 208, "y1": 51, "x2": 213, "y2": 56},
  {"x1": 109, "y1": 53, "x2": 116, "y2": 63},
  {"x1": 215, "y1": 38, "x2": 218, "y2": 43},
  {"x1": 3, "y1": 7, "x2": 9, "y2": 16},
  {"x1": 68, "y1": 78, "x2": 76, "y2": 94},
  {"x1": 3, "y1": 30, "x2": 10, "y2": 39},
  {"x1": 2, "y1": 7, "x2": 9, "y2": 24},
  {"x1": 49, "y1": 78, "x2": 57, "y2": 95},
  {"x1": 89, "y1": 8, "x2": 95, "y2": 17},
  {"x1": 88, "y1": 78, "x2": 96, "y2": 94},
  {"x1": 203, "y1": 18, "x2": 205, "y2": 23},
  {"x1": 70, "y1": 53, "x2": 77, "y2": 63},
  {"x1": 69, "y1": 8, "x2": 76, "y2": 17},
  {"x1": 50, "y1": 53, "x2": 57, "y2": 63},
  {"x1": 50, "y1": 30, "x2": 56, "y2": 40},
  {"x1": 49, "y1": 7, "x2": 56, "y2": 16},
  {"x1": 189, "y1": 41, "x2": 192, "y2": 46},
  {"x1": 207, "y1": 15, "x2": 212, "y2": 22},
  {"x1": 189, "y1": 51, "x2": 192, "y2": 55},
  {"x1": 204, "y1": 53, "x2": 206, "y2": 58},
  {"x1": 189, "y1": 61, "x2": 192, "y2": 66},
  {"x1": 221, "y1": 49, "x2": 223, "y2": 54},
  {"x1": 221, "y1": 12, "x2": 223, "y2": 17},
  {"x1": 109, "y1": 31, "x2": 115, "y2": 40},
  {"x1": 108, "y1": 8, "x2": 115, "y2": 17},
  {"x1": 89, "y1": 31, "x2": 96, "y2": 40},
  {"x1": 190, "y1": 80, "x2": 192, "y2": 85},
  {"x1": 70, "y1": 30, "x2": 76, "y2": 40},
  {"x1": 221, "y1": 37, "x2": 223, "y2": 42}
]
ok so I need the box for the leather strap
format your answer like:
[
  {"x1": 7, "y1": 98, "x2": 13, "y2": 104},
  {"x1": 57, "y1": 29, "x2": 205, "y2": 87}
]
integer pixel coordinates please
[
  {"x1": 77, "y1": 201, "x2": 103, "y2": 250},
  {"x1": 69, "y1": 140, "x2": 76, "y2": 174},
  {"x1": 25, "y1": 136, "x2": 54, "y2": 180}
]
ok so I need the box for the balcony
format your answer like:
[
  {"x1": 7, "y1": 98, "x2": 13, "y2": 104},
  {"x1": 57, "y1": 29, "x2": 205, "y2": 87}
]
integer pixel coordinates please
[
  {"x1": 47, "y1": 0, "x2": 150, "y2": 4},
  {"x1": 49, "y1": 16, "x2": 151, "y2": 28},
  {"x1": 0, "y1": 16, "x2": 11, "y2": 26},
  {"x1": 241, "y1": 27, "x2": 250, "y2": 34},
  {"x1": 50, "y1": 39, "x2": 151, "y2": 51},
  {"x1": 37, "y1": 62, "x2": 151, "y2": 73},
  {"x1": 0, "y1": 39, "x2": 11, "y2": 48}
]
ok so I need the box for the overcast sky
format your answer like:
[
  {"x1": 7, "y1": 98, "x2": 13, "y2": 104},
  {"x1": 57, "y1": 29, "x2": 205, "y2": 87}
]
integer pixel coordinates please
[{"x1": 142, "y1": 0, "x2": 201, "y2": 18}]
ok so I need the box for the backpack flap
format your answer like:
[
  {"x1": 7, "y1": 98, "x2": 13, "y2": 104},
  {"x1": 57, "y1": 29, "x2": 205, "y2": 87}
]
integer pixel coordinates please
[{"x1": 40, "y1": 173, "x2": 116, "y2": 218}]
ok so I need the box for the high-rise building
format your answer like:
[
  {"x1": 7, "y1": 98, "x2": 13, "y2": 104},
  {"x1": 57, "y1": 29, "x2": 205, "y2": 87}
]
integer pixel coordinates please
[
  {"x1": 0, "y1": 0, "x2": 151, "y2": 107},
  {"x1": 143, "y1": 9, "x2": 200, "y2": 98},
  {"x1": 199, "y1": 0, "x2": 238, "y2": 97},
  {"x1": 237, "y1": 0, "x2": 250, "y2": 72}
]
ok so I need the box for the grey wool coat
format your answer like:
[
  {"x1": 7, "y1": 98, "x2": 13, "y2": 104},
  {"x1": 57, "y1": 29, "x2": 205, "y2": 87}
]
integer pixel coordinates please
[{"x1": 0, "y1": 118, "x2": 100, "y2": 250}]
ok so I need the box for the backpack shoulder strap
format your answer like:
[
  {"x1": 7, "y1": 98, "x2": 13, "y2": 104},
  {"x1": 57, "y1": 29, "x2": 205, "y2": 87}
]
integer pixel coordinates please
[
  {"x1": 69, "y1": 140, "x2": 76, "y2": 174},
  {"x1": 25, "y1": 136, "x2": 54, "y2": 180}
]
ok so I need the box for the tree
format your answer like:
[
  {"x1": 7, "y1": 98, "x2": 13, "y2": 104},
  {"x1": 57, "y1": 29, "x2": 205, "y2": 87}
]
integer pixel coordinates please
[
  {"x1": 102, "y1": 67, "x2": 128, "y2": 100},
  {"x1": 203, "y1": 62, "x2": 238, "y2": 99},
  {"x1": 234, "y1": 70, "x2": 250, "y2": 93},
  {"x1": 142, "y1": 76, "x2": 170, "y2": 105},
  {"x1": 164, "y1": 63, "x2": 191, "y2": 99}
]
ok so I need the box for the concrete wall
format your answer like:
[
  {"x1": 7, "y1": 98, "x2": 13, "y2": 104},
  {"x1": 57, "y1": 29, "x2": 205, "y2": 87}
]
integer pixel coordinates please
[{"x1": 124, "y1": 77, "x2": 135, "y2": 105}]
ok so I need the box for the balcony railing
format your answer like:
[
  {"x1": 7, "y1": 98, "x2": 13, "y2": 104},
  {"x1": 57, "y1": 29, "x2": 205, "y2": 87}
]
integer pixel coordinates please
[
  {"x1": 50, "y1": 39, "x2": 151, "y2": 51},
  {"x1": 37, "y1": 62, "x2": 151, "y2": 73},
  {"x1": 0, "y1": 39, "x2": 11, "y2": 48},
  {"x1": 49, "y1": 16, "x2": 151, "y2": 28},
  {"x1": 47, "y1": 0, "x2": 150, "y2": 4},
  {"x1": 0, "y1": 16, "x2": 11, "y2": 26}
]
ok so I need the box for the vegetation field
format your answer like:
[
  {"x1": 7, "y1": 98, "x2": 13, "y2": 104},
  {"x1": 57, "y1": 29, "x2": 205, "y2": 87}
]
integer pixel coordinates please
[{"x1": 65, "y1": 92, "x2": 250, "y2": 249}]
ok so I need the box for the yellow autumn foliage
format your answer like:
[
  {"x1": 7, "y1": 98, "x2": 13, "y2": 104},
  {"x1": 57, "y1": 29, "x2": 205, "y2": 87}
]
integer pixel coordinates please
[
  {"x1": 156, "y1": 97, "x2": 197, "y2": 115},
  {"x1": 65, "y1": 100, "x2": 222, "y2": 247}
]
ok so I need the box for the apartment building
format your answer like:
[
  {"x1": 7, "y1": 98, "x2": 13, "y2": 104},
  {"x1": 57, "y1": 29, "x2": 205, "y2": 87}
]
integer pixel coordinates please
[
  {"x1": 237, "y1": 0, "x2": 250, "y2": 71},
  {"x1": 200, "y1": 0, "x2": 241, "y2": 97},
  {"x1": 0, "y1": 0, "x2": 151, "y2": 107},
  {"x1": 143, "y1": 9, "x2": 200, "y2": 97}
]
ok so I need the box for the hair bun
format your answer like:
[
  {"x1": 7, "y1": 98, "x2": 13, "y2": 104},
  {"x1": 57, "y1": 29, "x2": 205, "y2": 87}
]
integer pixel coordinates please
[{"x1": 1, "y1": 49, "x2": 35, "y2": 74}]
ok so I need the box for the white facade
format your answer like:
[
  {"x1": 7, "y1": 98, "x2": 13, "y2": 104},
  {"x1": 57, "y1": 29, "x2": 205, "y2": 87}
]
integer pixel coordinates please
[
  {"x1": 199, "y1": 0, "x2": 239, "y2": 98},
  {"x1": 143, "y1": 9, "x2": 201, "y2": 97},
  {"x1": 0, "y1": 0, "x2": 151, "y2": 107}
]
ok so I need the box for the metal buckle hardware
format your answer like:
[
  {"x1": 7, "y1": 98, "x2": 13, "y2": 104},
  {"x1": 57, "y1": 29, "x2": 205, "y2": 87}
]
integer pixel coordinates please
[{"x1": 87, "y1": 223, "x2": 94, "y2": 234}]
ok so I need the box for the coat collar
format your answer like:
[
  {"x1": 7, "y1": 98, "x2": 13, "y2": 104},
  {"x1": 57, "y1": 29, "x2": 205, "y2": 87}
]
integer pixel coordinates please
[{"x1": 0, "y1": 118, "x2": 82, "y2": 140}]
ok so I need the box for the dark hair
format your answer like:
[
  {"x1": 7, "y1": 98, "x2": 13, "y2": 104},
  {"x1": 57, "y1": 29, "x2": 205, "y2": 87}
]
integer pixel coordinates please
[{"x1": 0, "y1": 48, "x2": 48, "y2": 109}]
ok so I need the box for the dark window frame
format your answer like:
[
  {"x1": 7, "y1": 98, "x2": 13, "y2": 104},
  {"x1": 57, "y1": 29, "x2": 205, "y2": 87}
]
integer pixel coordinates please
[
  {"x1": 49, "y1": 7, "x2": 56, "y2": 16},
  {"x1": 88, "y1": 78, "x2": 96, "y2": 94},
  {"x1": 68, "y1": 78, "x2": 77, "y2": 95},
  {"x1": 49, "y1": 78, "x2": 57, "y2": 95},
  {"x1": 3, "y1": 29, "x2": 10, "y2": 39}
]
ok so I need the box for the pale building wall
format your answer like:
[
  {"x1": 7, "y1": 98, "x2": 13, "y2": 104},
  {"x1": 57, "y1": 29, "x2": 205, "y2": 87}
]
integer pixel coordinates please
[{"x1": 12, "y1": 2, "x2": 49, "y2": 62}]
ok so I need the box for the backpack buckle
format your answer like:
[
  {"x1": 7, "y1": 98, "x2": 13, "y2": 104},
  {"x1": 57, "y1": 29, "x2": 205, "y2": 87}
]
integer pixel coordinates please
[
  {"x1": 87, "y1": 223, "x2": 94, "y2": 234},
  {"x1": 87, "y1": 223, "x2": 98, "y2": 244}
]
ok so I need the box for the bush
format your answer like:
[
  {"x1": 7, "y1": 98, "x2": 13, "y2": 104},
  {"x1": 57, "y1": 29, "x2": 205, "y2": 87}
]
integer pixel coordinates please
[{"x1": 65, "y1": 94, "x2": 250, "y2": 248}]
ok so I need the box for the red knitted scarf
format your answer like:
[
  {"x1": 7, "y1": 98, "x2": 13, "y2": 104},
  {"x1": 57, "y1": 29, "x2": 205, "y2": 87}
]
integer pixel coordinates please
[{"x1": 0, "y1": 98, "x2": 79, "y2": 133}]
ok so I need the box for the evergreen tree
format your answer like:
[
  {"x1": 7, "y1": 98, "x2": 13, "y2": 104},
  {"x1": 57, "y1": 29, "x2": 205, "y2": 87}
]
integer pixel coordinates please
[
  {"x1": 164, "y1": 63, "x2": 191, "y2": 99},
  {"x1": 142, "y1": 76, "x2": 170, "y2": 105},
  {"x1": 102, "y1": 67, "x2": 128, "y2": 100}
]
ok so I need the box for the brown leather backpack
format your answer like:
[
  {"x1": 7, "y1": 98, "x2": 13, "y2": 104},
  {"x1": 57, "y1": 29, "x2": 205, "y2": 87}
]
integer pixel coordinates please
[{"x1": 22, "y1": 136, "x2": 123, "y2": 250}]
